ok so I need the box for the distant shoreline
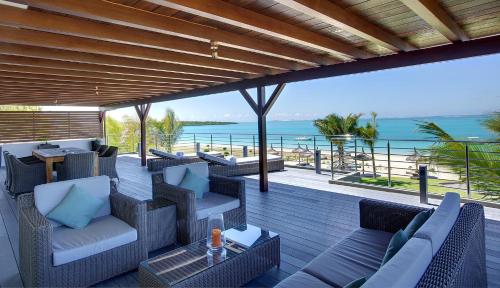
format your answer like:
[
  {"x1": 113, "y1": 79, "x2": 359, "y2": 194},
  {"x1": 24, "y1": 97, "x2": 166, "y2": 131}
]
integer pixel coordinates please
[{"x1": 181, "y1": 121, "x2": 237, "y2": 126}]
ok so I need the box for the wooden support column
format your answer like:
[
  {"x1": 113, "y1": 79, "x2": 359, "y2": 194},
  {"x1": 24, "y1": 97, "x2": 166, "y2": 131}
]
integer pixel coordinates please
[
  {"x1": 134, "y1": 103, "x2": 151, "y2": 166},
  {"x1": 240, "y1": 83, "x2": 286, "y2": 192},
  {"x1": 99, "y1": 110, "x2": 107, "y2": 144}
]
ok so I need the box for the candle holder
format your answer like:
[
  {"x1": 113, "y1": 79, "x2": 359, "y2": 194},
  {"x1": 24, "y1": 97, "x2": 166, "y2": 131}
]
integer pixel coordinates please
[{"x1": 206, "y1": 213, "x2": 226, "y2": 256}]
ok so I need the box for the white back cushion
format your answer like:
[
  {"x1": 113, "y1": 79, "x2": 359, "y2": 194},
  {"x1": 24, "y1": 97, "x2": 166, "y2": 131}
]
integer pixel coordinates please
[
  {"x1": 414, "y1": 192, "x2": 460, "y2": 256},
  {"x1": 35, "y1": 176, "x2": 111, "y2": 227},
  {"x1": 362, "y1": 238, "x2": 433, "y2": 288},
  {"x1": 164, "y1": 162, "x2": 209, "y2": 186}
]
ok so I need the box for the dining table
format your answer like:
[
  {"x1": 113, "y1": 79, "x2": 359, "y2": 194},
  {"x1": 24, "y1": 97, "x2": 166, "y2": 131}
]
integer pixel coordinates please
[{"x1": 32, "y1": 147, "x2": 99, "y2": 183}]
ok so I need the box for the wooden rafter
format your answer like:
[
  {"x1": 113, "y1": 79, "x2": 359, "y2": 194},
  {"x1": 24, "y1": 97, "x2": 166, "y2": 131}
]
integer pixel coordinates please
[
  {"x1": 0, "y1": 57, "x2": 218, "y2": 85},
  {"x1": 0, "y1": 43, "x2": 246, "y2": 80},
  {"x1": 0, "y1": 4, "x2": 310, "y2": 71},
  {"x1": 0, "y1": 26, "x2": 275, "y2": 74},
  {"x1": 145, "y1": 0, "x2": 372, "y2": 60},
  {"x1": 274, "y1": 0, "x2": 415, "y2": 52},
  {"x1": 12, "y1": 0, "x2": 335, "y2": 65},
  {"x1": 401, "y1": 0, "x2": 468, "y2": 42}
]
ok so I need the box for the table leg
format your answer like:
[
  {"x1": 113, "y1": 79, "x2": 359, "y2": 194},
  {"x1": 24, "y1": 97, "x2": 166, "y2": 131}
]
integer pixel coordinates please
[{"x1": 45, "y1": 159, "x2": 53, "y2": 183}]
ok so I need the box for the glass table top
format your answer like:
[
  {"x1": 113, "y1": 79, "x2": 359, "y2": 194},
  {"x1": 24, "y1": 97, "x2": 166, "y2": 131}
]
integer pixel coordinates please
[{"x1": 141, "y1": 224, "x2": 278, "y2": 286}]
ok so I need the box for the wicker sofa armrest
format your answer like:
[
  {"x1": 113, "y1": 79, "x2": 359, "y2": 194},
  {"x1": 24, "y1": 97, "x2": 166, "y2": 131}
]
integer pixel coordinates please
[
  {"x1": 209, "y1": 175, "x2": 245, "y2": 199},
  {"x1": 359, "y1": 198, "x2": 428, "y2": 233},
  {"x1": 19, "y1": 204, "x2": 53, "y2": 287},
  {"x1": 152, "y1": 173, "x2": 197, "y2": 244},
  {"x1": 110, "y1": 192, "x2": 147, "y2": 231}
]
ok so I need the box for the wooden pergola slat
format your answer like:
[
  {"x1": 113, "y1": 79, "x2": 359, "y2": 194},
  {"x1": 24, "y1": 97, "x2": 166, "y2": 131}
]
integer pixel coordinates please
[
  {"x1": 145, "y1": 0, "x2": 372, "y2": 59},
  {"x1": 0, "y1": 4, "x2": 310, "y2": 71},
  {"x1": 12, "y1": 0, "x2": 334, "y2": 65}
]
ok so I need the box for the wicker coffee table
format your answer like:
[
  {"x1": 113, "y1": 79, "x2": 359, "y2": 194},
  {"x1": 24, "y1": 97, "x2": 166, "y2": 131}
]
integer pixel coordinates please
[{"x1": 139, "y1": 224, "x2": 280, "y2": 287}]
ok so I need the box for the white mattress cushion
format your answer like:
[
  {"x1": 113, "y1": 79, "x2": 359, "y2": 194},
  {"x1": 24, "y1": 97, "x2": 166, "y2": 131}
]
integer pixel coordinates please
[
  {"x1": 235, "y1": 155, "x2": 281, "y2": 165},
  {"x1": 52, "y1": 215, "x2": 137, "y2": 266},
  {"x1": 414, "y1": 192, "x2": 461, "y2": 256},
  {"x1": 150, "y1": 149, "x2": 181, "y2": 159},
  {"x1": 164, "y1": 162, "x2": 209, "y2": 186},
  {"x1": 197, "y1": 152, "x2": 234, "y2": 166},
  {"x1": 34, "y1": 176, "x2": 111, "y2": 228},
  {"x1": 362, "y1": 237, "x2": 433, "y2": 288},
  {"x1": 196, "y1": 192, "x2": 240, "y2": 220}
]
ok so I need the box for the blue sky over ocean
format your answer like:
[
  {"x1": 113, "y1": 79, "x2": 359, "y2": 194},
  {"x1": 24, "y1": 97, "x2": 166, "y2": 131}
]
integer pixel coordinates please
[{"x1": 108, "y1": 53, "x2": 500, "y2": 122}]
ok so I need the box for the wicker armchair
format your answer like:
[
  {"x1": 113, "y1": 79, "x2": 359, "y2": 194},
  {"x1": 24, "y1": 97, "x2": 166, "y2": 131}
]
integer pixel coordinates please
[
  {"x1": 56, "y1": 151, "x2": 95, "y2": 181},
  {"x1": 99, "y1": 146, "x2": 119, "y2": 180},
  {"x1": 6, "y1": 154, "x2": 46, "y2": 197},
  {"x1": 152, "y1": 171, "x2": 246, "y2": 245},
  {"x1": 97, "y1": 144, "x2": 109, "y2": 156},
  {"x1": 18, "y1": 178, "x2": 147, "y2": 287}
]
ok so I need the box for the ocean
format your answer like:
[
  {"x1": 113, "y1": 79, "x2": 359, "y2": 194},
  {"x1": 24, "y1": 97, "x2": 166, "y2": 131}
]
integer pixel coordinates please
[{"x1": 182, "y1": 115, "x2": 495, "y2": 152}]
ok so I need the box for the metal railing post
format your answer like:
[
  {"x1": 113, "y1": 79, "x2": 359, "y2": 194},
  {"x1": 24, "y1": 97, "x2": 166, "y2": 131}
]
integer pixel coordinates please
[
  {"x1": 387, "y1": 140, "x2": 391, "y2": 187},
  {"x1": 465, "y1": 143, "x2": 471, "y2": 198},
  {"x1": 419, "y1": 165, "x2": 428, "y2": 204},
  {"x1": 280, "y1": 136, "x2": 283, "y2": 157},
  {"x1": 354, "y1": 138, "x2": 358, "y2": 172},
  {"x1": 230, "y1": 134, "x2": 233, "y2": 155},
  {"x1": 243, "y1": 146, "x2": 248, "y2": 157},
  {"x1": 315, "y1": 149, "x2": 321, "y2": 174},
  {"x1": 313, "y1": 136, "x2": 316, "y2": 150},
  {"x1": 253, "y1": 135, "x2": 256, "y2": 156},
  {"x1": 193, "y1": 133, "x2": 196, "y2": 152},
  {"x1": 330, "y1": 141, "x2": 334, "y2": 180},
  {"x1": 210, "y1": 134, "x2": 213, "y2": 150}
]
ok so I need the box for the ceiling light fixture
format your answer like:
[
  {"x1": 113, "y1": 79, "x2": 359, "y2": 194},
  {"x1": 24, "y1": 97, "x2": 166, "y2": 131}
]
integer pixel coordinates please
[{"x1": 210, "y1": 40, "x2": 219, "y2": 59}]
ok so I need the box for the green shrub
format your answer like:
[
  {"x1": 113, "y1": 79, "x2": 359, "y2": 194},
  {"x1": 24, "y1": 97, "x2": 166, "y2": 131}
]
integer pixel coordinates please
[{"x1": 204, "y1": 148, "x2": 210, "y2": 152}]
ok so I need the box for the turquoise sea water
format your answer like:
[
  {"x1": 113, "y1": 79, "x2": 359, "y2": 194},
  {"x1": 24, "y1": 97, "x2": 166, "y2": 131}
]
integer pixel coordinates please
[{"x1": 182, "y1": 115, "x2": 495, "y2": 152}]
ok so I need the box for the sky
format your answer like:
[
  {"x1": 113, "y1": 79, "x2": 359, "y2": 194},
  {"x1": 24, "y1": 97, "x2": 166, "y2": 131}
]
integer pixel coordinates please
[{"x1": 102, "y1": 53, "x2": 500, "y2": 122}]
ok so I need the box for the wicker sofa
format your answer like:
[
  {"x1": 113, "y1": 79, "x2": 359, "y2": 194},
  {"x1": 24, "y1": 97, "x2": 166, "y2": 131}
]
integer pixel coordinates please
[
  {"x1": 18, "y1": 176, "x2": 147, "y2": 287},
  {"x1": 152, "y1": 162, "x2": 246, "y2": 245},
  {"x1": 276, "y1": 193, "x2": 486, "y2": 288}
]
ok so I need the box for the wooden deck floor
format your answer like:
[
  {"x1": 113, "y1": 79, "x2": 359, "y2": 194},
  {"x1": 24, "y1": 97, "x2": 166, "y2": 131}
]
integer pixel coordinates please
[{"x1": 1, "y1": 155, "x2": 499, "y2": 287}]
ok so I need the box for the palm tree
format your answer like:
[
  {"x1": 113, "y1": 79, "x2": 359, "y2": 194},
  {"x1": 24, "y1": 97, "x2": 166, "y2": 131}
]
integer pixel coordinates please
[
  {"x1": 157, "y1": 109, "x2": 183, "y2": 152},
  {"x1": 417, "y1": 119, "x2": 500, "y2": 199},
  {"x1": 483, "y1": 112, "x2": 500, "y2": 140},
  {"x1": 358, "y1": 112, "x2": 379, "y2": 178},
  {"x1": 314, "y1": 113, "x2": 362, "y2": 169}
]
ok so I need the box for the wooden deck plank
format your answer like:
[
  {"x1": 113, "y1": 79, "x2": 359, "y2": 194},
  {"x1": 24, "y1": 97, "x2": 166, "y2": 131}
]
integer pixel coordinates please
[{"x1": 0, "y1": 155, "x2": 499, "y2": 287}]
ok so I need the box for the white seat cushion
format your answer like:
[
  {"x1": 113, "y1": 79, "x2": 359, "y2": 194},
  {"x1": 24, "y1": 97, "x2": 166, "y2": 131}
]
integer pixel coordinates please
[
  {"x1": 196, "y1": 192, "x2": 240, "y2": 220},
  {"x1": 163, "y1": 162, "x2": 209, "y2": 186},
  {"x1": 362, "y1": 238, "x2": 433, "y2": 288},
  {"x1": 150, "y1": 149, "x2": 181, "y2": 159},
  {"x1": 34, "y1": 176, "x2": 111, "y2": 227},
  {"x1": 414, "y1": 192, "x2": 461, "y2": 256},
  {"x1": 52, "y1": 215, "x2": 137, "y2": 266}
]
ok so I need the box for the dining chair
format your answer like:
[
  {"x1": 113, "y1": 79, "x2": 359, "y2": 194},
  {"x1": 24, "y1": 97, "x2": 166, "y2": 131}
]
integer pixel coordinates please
[{"x1": 56, "y1": 152, "x2": 96, "y2": 181}]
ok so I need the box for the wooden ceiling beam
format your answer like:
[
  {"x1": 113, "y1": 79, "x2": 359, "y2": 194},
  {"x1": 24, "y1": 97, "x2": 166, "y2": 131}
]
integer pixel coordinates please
[
  {"x1": 0, "y1": 4, "x2": 309, "y2": 71},
  {"x1": 0, "y1": 54, "x2": 223, "y2": 84},
  {"x1": 0, "y1": 60, "x2": 208, "y2": 87},
  {"x1": 12, "y1": 0, "x2": 333, "y2": 65},
  {"x1": 0, "y1": 85, "x2": 178, "y2": 95},
  {"x1": 401, "y1": 0, "x2": 468, "y2": 42},
  {"x1": 0, "y1": 43, "x2": 247, "y2": 80},
  {"x1": 0, "y1": 77, "x2": 182, "y2": 92},
  {"x1": 145, "y1": 0, "x2": 371, "y2": 60},
  {"x1": 0, "y1": 81, "x2": 180, "y2": 93},
  {"x1": 0, "y1": 26, "x2": 274, "y2": 74},
  {"x1": 0, "y1": 71, "x2": 195, "y2": 90},
  {"x1": 274, "y1": 0, "x2": 415, "y2": 52}
]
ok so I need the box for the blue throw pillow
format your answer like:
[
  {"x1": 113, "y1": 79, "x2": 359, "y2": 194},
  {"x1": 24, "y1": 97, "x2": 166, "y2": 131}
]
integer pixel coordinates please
[
  {"x1": 344, "y1": 277, "x2": 367, "y2": 288},
  {"x1": 179, "y1": 168, "x2": 209, "y2": 199},
  {"x1": 47, "y1": 184, "x2": 105, "y2": 229},
  {"x1": 404, "y1": 209, "x2": 434, "y2": 238},
  {"x1": 381, "y1": 229, "x2": 408, "y2": 266}
]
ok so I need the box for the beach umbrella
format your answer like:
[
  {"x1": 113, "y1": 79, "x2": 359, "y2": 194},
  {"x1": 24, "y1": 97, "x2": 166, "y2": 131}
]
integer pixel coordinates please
[
  {"x1": 267, "y1": 144, "x2": 280, "y2": 156},
  {"x1": 292, "y1": 144, "x2": 306, "y2": 164},
  {"x1": 406, "y1": 147, "x2": 422, "y2": 170},
  {"x1": 301, "y1": 145, "x2": 314, "y2": 164},
  {"x1": 354, "y1": 148, "x2": 371, "y2": 175}
]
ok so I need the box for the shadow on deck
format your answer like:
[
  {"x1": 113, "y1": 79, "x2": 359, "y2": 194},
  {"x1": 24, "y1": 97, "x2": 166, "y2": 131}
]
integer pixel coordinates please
[{"x1": 0, "y1": 155, "x2": 499, "y2": 287}]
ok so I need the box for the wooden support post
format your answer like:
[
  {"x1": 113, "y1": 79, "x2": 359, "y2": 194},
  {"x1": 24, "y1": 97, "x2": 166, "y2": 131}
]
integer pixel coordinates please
[
  {"x1": 99, "y1": 110, "x2": 107, "y2": 144},
  {"x1": 134, "y1": 103, "x2": 151, "y2": 166},
  {"x1": 239, "y1": 83, "x2": 286, "y2": 192}
]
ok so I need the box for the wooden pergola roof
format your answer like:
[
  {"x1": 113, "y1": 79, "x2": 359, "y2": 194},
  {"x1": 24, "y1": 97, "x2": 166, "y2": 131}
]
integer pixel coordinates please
[{"x1": 0, "y1": 0, "x2": 499, "y2": 108}]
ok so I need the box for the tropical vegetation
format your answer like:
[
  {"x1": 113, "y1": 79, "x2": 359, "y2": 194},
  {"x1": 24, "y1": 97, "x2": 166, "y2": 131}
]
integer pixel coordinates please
[
  {"x1": 358, "y1": 112, "x2": 379, "y2": 178},
  {"x1": 417, "y1": 113, "x2": 500, "y2": 199}
]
